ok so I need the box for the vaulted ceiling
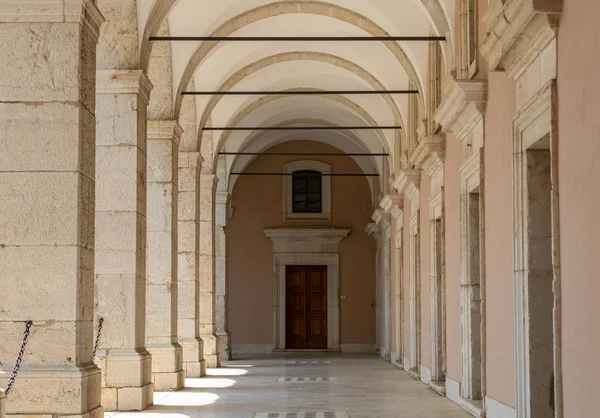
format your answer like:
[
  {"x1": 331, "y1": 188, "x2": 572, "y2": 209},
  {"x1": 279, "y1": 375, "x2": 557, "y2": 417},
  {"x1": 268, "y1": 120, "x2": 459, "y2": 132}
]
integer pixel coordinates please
[{"x1": 135, "y1": 0, "x2": 455, "y2": 191}]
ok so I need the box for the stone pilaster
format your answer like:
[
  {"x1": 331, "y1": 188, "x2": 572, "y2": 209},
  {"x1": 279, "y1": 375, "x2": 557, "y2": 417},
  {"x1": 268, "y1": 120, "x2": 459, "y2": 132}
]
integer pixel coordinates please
[
  {"x1": 366, "y1": 223, "x2": 382, "y2": 356},
  {"x1": 0, "y1": 1, "x2": 103, "y2": 415},
  {"x1": 215, "y1": 191, "x2": 231, "y2": 361},
  {"x1": 198, "y1": 175, "x2": 220, "y2": 368},
  {"x1": 95, "y1": 70, "x2": 153, "y2": 411},
  {"x1": 146, "y1": 120, "x2": 185, "y2": 391},
  {"x1": 178, "y1": 152, "x2": 207, "y2": 377}
]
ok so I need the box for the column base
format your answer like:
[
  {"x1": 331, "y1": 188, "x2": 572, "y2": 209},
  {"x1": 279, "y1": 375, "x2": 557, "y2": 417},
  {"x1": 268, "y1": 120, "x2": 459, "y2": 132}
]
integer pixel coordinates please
[
  {"x1": 102, "y1": 383, "x2": 153, "y2": 412},
  {"x1": 200, "y1": 334, "x2": 221, "y2": 368},
  {"x1": 96, "y1": 349, "x2": 153, "y2": 411},
  {"x1": 217, "y1": 330, "x2": 231, "y2": 361},
  {"x1": 3, "y1": 364, "x2": 102, "y2": 416},
  {"x1": 179, "y1": 338, "x2": 206, "y2": 377},
  {"x1": 146, "y1": 343, "x2": 185, "y2": 391}
]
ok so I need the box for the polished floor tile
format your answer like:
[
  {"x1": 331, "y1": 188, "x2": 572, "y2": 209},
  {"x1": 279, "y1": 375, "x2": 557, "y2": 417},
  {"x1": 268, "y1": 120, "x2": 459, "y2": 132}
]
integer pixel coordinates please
[{"x1": 107, "y1": 354, "x2": 470, "y2": 418}]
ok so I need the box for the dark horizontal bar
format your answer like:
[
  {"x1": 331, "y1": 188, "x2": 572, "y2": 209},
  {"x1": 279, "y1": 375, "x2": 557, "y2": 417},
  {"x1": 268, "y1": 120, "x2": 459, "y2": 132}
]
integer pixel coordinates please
[
  {"x1": 220, "y1": 152, "x2": 389, "y2": 156},
  {"x1": 204, "y1": 126, "x2": 401, "y2": 131},
  {"x1": 231, "y1": 172, "x2": 379, "y2": 177},
  {"x1": 183, "y1": 89, "x2": 418, "y2": 96},
  {"x1": 151, "y1": 36, "x2": 446, "y2": 42}
]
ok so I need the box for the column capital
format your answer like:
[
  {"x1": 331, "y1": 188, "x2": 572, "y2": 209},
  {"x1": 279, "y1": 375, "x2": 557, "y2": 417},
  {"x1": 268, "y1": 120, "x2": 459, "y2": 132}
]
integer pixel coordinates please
[
  {"x1": 179, "y1": 152, "x2": 203, "y2": 169},
  {"x1": 433, "y1": 79, "x2": 487, "y2": 144},
  {"x1": 392, "y1": 169, "x2": 421, "y2": 202},
  {"x1": 0, "y1": 0, "x2": 104, "y2": 42},
  {"x1": 365, "y1": 223, "x2": 381, "y2": 239},
  {"x1": 96, "y1": 70, "x2": 153, "y2": 105},
  {"x1": 148, "y1": 120, "x2": 183, "y2": 146},
  {"x1": 372, "y1": 208, "x2": 391, "y2": 230},
  {"x1": 216, "y1": 191, "x2": 229, "y2": 206},
  {"x1": 200, "y1": 174, "x2": 218, "y2": 189},
  {"x1": 380, "y1": 193, "x2": 403, "y2": 220}
]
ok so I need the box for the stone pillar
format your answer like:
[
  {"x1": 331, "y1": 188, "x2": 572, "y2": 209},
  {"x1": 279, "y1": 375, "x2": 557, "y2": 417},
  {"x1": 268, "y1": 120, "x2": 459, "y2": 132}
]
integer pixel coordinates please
[
  {"x1": 199, "y1": 175, "x2": 220, "y2": 368},
  {"x1": 146, "y1": 121, "x2": 185, "y2": 391},
  {"x1": 0, "y1": 1, "x2": 103, "y2": 415},
  {"x1": 178, "y1": 153, "x2": 207, "y2": 377},
  {"x1": 0, "y1": 389, "x2": 4, "y2": 418},
  {"x1": 215, "y1": 192, "x2": 231, "y2": 361},
  {"x1": 95, "y1": 70, "x2": 153, "y2": 411}
]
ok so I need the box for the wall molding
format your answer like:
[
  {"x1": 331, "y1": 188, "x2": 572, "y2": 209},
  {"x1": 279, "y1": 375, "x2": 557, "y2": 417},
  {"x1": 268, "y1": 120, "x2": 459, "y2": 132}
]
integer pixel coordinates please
[{"x1": 486, "y1": 396, "x2": 517, "y2": 418}]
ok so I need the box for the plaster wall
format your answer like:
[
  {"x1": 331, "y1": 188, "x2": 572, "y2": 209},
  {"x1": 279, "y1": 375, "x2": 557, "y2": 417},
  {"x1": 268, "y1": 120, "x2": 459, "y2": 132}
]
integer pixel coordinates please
[
  {"x1": 228, "y1": 141, "x2": 376, "y2": 347},
  {"x1": 557, "y1": 0, "x2": 600, "y2": 415},
  {"x1": 420, "y1": 175, "x2": 432, "y2": 368},
  {"x1": 483, "y1": 72, "x2": 517, "y2": 408},
  {"x1": 444, "y1": 132, "x2": 463, "y2": 382}
]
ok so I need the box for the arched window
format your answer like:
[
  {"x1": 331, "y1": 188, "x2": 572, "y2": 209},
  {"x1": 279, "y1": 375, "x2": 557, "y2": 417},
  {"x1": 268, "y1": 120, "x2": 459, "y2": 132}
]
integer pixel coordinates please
[{"x1": 292, "y1": 170, "x2": 322, "y2": 213}]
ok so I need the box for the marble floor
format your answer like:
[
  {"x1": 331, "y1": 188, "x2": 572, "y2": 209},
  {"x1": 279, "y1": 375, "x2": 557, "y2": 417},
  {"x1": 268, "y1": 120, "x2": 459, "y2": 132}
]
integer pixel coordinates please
[{"x1": 107, "y1": 354, "x2": 470, "y2": 418}]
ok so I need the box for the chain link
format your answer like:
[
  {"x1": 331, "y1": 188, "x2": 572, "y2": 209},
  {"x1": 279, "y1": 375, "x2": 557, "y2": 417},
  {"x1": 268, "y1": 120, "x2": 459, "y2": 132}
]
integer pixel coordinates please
[
  {"x1": 5, "y1": 321, "x2": 33, "y2": 396},
  {"x1": 93, "y1": 317, "x2": 104, "y2": 359}
]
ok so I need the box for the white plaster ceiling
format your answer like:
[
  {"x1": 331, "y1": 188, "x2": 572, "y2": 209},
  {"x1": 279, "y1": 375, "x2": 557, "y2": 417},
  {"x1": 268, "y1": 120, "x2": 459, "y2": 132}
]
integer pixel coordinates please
[{"x1": 137, "y1": 0, "x2": 454, "y2": 179}]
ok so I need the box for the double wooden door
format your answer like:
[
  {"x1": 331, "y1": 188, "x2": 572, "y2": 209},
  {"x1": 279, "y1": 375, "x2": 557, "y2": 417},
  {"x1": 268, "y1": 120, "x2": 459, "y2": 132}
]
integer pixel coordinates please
[{"x1": 286, "y1": 266, "x2": 328, "y2": 349}]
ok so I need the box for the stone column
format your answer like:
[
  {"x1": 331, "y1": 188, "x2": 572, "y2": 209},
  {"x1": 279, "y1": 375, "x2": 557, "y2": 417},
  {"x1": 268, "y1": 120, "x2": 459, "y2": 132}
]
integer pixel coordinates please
[
  {"x1": 146, "y1": 121, "x2": 185, "y2": 390},
  {"x1": 215, "y1": 192, "x2": 231, "y2": 361},
  {"x1": 0, "y1": 1, "x2": 103, "y2": 415},
  {"x1": 199, "y1": 175, "x2": 220, "y2": 367},
  {"x1": 95, "y1": 70, "x2": 153, "y2": 411},
  {"x1": 178, "y1": 153, "x2": 207, "y2": 377}
]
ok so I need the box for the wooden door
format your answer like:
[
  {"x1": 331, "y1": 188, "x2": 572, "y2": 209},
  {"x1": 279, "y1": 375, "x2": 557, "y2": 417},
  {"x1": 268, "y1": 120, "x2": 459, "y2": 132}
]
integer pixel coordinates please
[{"x1": 286, "y1": 266, "x2": 327, "y2": 349}]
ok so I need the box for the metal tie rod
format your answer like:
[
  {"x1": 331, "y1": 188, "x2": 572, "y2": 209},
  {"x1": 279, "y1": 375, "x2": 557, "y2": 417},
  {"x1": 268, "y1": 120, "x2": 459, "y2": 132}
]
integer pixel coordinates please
[
  {"x1": 231, "y1": 172, "x2": 379, "y2": 177},
  {"x1": 150, "y1": 36, "x2": 445, "y2": 42},
  {"x1": 219, "y1": 152, "x2": 389, "y2": 156},
  {"x1": 183, "y1": 89, "x2": 418, "y2": 96},
  {"x1": 203, "y1": 126, "x2": 401, "y2": 131}
]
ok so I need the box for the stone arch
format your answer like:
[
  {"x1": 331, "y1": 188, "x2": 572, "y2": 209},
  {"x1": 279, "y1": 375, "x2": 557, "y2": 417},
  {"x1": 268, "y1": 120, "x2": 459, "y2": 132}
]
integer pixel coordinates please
[
  {"x1": 139, "y1": 0, "x2": 455, "y2": 77},
  {"x1": 169, "y1": 1, "x2": 427, "y2": 118},
  {"x1": 195, "y1": 52, "x2": 405, "y2": 167},
  {"x1": 212, "y1": 91, "x2": 393, "y2": 171}
]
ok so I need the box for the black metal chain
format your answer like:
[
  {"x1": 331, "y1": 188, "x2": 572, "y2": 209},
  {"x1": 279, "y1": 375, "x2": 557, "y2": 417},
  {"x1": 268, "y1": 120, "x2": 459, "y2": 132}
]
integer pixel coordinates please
[
  {"x1": 5, "y1": 321, "x2": 33, "y2": 396},
  {"x1": 93, "y1": 318, "x2": 104, "y2": 359}
]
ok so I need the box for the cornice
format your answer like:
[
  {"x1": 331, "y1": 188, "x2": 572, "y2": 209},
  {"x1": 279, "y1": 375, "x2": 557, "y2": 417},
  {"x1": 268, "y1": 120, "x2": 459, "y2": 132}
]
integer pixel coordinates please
[
  {"x1": 392, "y1": 169, "x2": 421, "y2": 202},
  {"x1": 409, "y1": 134, "x2": 446, "y2": 171},
  {"x1": 433, "y1": 79, "x2": 487, "y2": 143},
  {"x1": 96, "y1": 70, "x2": 153, "y2": 105},
  {"x1": 148, "y1": 120, "x2": 183, "y2": 145},
  {"x1": 481, "y1": 0, "x2": 562, "y2": 79},
  {"x1": 264, "y1": 228, "x2": 350, "y2": 242}
]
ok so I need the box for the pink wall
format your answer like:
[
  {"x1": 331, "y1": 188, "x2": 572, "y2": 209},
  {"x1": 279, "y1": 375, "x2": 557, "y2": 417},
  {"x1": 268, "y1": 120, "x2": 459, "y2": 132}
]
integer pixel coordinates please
[
  {"x1": 420, "y1": 175, "x2": 431, "y2": 368},
  {"x1": 484, "y1": 72, "x2": 517, "y2": 407},
  {"x1": 403, "y1": 200, "x2": 411, "y2": 359},
  {"x1": 557, "y1": 0, "x2": 600, "y2": 415},
  {"x1": 227, "y1": 140, "x2": 376, "y2": 346},
  {"x1": 444, "y1": 132, "x2": 463, "y2": 382}
]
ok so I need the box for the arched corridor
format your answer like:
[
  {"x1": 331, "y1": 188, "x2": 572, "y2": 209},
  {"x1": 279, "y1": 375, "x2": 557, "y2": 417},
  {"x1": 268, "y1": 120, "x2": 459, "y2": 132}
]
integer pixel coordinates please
[{"x1": 1, "y1": 0, "x2": 600, "y2": 417}]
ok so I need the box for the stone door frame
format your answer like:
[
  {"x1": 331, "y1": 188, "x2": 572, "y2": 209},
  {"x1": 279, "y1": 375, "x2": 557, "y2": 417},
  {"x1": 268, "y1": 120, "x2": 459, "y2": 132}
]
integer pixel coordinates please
[{"x1": 264, "y1": 229, "x2": 350, "y2": 351}]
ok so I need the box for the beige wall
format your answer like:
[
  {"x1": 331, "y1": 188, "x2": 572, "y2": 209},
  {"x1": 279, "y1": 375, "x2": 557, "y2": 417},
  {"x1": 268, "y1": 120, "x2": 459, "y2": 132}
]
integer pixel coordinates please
[
  {"x1": 484, "y1": 72, "x2": 517, "y2": 407},
  {"x1": 558, "y1": 0, "x2": 600, "y2": 415},
  {"x1": 227, "y1": 140, "x2": 376, "y2": 346},
  {"x1": 444, "y1": 132, "x2": 463, "y2": 382}
]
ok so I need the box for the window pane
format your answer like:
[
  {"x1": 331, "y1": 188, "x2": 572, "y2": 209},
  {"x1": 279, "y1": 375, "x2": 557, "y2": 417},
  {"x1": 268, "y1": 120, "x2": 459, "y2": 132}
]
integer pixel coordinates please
[{"x1": 292, "y1": 170, "x2": 322, "y2": 214}]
